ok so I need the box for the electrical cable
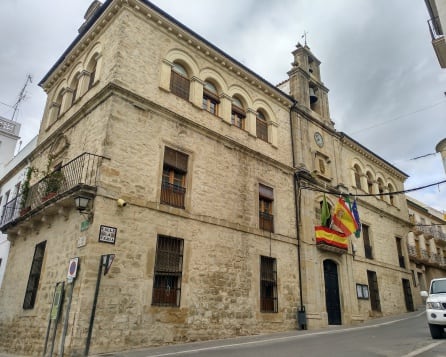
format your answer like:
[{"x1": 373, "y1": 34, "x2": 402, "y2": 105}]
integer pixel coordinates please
[
  {"x1": 415, "y1": 224, "x2": 446, "y2": 226},
  {"x1": 410, "y1": 152, "x2": 438, "y2": 160},
  {"x1": 0, "y1": 100, "x2": 14, "y2": 108},
  {"x1": 349, "y1": 100, "x2": 446, "y2": 135},
  {"x1": 301, "y1": 178, "x2": 446, "y2": 197}
]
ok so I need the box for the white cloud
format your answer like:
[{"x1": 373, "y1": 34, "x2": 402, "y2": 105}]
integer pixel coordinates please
[{"x1": 1, "y1": 0, "x2": 445, "y2": 210}]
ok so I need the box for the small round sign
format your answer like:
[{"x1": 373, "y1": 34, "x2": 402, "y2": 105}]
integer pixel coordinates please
[
  {"x1": 67, "y1": 257, "x2": 79, "y2": 279},
  {"x1": 69, "y1": 261, "x2": 77, "y2": 275}
]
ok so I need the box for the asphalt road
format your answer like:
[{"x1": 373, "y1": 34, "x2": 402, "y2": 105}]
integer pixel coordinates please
[{"x1": 95, "y1": 309, "x2": 446, "y2": 357}]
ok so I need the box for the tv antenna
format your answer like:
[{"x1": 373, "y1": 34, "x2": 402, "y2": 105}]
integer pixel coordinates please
[{"x1": 12, "y1": 74, "x2": 32, "y2": 121}]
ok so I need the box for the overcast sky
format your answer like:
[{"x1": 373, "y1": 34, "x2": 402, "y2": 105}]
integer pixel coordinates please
[{"x1": 1, "y1": 0, "x2": 445, "y2": 212}]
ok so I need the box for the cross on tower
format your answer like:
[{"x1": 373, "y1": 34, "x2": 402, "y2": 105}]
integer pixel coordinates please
[{"x1": 301, "y1": 31, "x2": 308, "y2": 46}]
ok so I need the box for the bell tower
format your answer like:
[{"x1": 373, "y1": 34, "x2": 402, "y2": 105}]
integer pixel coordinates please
[{"x1": 286, "y1": 43, "x2": 333, "y2": 127}]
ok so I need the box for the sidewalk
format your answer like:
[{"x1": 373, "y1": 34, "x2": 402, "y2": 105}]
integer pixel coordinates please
[
  {"x1": 92, "y1": 308, "x2": 426, "y2": 357},
  {"x1": 0, "y1": 308, "x2": 426, "y2": 357}
]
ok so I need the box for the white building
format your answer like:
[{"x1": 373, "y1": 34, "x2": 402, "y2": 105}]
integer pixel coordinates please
[
  {"x1": 0, "y1": 116, "x2": 37, "y2": 288},
  {"x1": 425, "y1": 0, "x2": 446, "y2": 68}
]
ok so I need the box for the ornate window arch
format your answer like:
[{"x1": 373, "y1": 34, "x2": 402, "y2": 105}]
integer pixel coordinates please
[
  {"x1": 227, "y1": 85, "x2": 253, "y2": 108},
  {"x1": 165, "y1": 50, "x2": 199, "y2": 77}
]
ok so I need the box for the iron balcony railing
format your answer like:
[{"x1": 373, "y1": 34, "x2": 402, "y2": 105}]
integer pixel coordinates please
[
  {"x1": 438, "y1": 231, "x2": 446, "y2": 242},
  {"x1": 0, "y1": 153, "x2": 106, "y2": 228},
  {"x1": 414, "y1": 224, "x2": 446, "y2": 243},
  {"x1": 433, "y1": 228, "x2": 446, "y2": 243},
  {"x1": 430, "y1": 253, "x2": 442, "y2": 265},
  {"x1": 407, "y1": 244, "x2": 417, "y2": 257},
  {"x1": 420, "y1": 248, "x2": 430, "y2": 261},
  {"x1": 418, "y1": 225, "x2": 434, "y2": 238},
  {"x1": 160, "y1": 182, "x2": 186, "y2": 208},
  {"x1": 428, "y1": 16, "x2": 444, "y2": 40}
]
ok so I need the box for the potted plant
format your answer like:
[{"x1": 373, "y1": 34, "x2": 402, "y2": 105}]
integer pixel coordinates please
[
  {"x1": 42, "y1": 170, "x2": 65, "y2": 201},
  {"x1": 41, "y1": 155, "x2": 65, "y2": 202}
]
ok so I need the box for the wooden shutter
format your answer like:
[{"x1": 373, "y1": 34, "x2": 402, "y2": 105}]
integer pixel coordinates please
[{"x1": 164, "y1": 147, "x2": 188, "y2": 172}]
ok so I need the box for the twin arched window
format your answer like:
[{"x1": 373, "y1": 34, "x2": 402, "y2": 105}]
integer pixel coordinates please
[
  {"x1": 354, "y1": 166, "x2": 397, "y2": 207},
  {"x1": 167, "y1": 59, "x2": 271, "y2": 143},
  {"x1": 49, "y1": 53, "x2": 100, "y2": 126}
]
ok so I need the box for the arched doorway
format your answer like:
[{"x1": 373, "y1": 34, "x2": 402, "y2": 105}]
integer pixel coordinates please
[{"x1": 324, "y1": 259, "x2": 341, "y2": 325}]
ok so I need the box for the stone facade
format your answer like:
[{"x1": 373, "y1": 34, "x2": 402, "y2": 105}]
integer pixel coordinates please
[
  {"x1": 406, "y1": 197, "x2": 446, "y2": 307},
  {"x1": 0, "y1": 1, "x2": 423, "y2": 356}
]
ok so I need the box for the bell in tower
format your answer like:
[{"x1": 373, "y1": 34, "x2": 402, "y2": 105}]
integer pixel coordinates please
[{"x1": 309, "y1": 86, "x2": 318, "y2": 104}]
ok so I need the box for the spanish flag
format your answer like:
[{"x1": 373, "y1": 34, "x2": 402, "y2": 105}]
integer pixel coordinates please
[
  {"x1": 315, "y1": 226, "x2": 348, "y2": 250},
  {"x1": 332, "y1": 197, "x2": 359, "y2": 236}
]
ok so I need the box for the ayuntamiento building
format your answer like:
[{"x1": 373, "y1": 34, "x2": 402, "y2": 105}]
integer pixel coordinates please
[{"x1": 0, "y1": 1, "x2": 415, "y2": 355}]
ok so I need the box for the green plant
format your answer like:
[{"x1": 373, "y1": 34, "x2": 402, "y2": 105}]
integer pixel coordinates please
[
  {"x1": 42, "y1": 155, "x2": 65, "y2": 198},
  {"x1": 44, "y1": 170, "x2": 65, "y2": 196},
  {"x1": 20, "y1": 166, "x2": 37, "y2": 210}
]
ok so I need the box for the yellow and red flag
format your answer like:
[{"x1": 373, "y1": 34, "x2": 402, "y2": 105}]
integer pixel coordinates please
[
  {"x1": 332, "y1": 197, "x2": 359, "y2": 236},
  {"x1": 315, "y1": 226, "x2": 348, "y2": 250}
]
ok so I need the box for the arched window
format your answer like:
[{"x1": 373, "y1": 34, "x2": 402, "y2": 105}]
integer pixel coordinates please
[
  {"x1": 231, "y1": 97, "x2": 246, "y2": 129},
  {"x1": 87, "y1": 57, "x2": 98, "y2": 90},
  {"x1": 353, "y1": 164, "x2": 362, "y2": 189},
  {"x1": 366, "y1": 172, "x2": 374, "y2": 194},
  {"x1": 202, "y1": 81, "x2": 219, "y2": 115},
  {"x1": 170, "y1": 63, "x2": 190, "y2": 100},
  {"x1": 377, "y1": 178, "x2": 384, "y2": 200},
  {"x1": 256, "y1": 110, "x2": 268, "y2": 142},
  {"x1": 70, "y1": 74, "x2": 80, "y2": 106},
  {"x1": 47, "y1": 89, "x2": 64, "y2": 128},
  {"x1": 388, "y1": 184, "x2": 395, "y2": 205}
]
